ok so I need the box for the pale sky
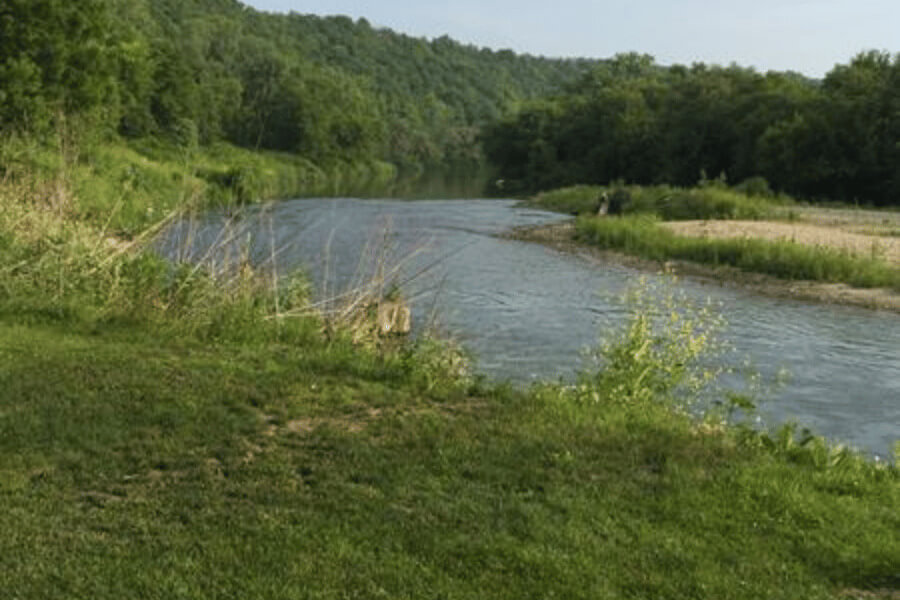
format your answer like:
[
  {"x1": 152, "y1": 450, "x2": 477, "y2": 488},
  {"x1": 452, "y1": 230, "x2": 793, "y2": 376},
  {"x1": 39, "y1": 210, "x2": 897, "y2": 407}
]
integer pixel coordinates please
[{"x1": 241, "y1": 0, "x2": 897, "y2": 77}]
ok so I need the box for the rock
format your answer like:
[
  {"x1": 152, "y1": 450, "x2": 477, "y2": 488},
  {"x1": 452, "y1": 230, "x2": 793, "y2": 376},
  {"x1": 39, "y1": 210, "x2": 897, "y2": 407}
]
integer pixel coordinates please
[{"x1": 376, "y1": 300, "x2": 411, "y2": 336}]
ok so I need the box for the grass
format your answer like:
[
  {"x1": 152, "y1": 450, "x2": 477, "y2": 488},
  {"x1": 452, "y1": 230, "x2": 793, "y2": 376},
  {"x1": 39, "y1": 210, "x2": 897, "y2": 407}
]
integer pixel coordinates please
[
  {"x1": 1, "y1": 145, "x2": 898, "y2": 598},
  {"x1": 576, "y1": 216, "x2": 900, "y2": 291},
  {"x1": 1, "y1": 285, "x2": 898, "y2": 598},
  {"x1": 531, "y1": 182, "x2": 792, "y2": 221},
  {"x1": 531, "y1": 181, "x2": 900, "y2": 294},
  {"x1": 0, "y1": 135, "x2": 397, "y2": 236}
]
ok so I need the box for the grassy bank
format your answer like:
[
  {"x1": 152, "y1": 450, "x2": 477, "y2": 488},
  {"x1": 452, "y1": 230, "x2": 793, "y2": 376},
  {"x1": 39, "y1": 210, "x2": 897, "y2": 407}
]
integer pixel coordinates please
[
  {"x1": 2, "y1": 316, "x2": 899, "y2": 598},
  {"x1": 575, "y1": 216, "x2": 900, "y2": 292},
  {"x1": 0, "y1": 135, "x2": 397, "y2": 236},
  {"x1": 530, "y1": 182, "x2": 792, "y2": 221},
  {"x1": 1, "y1": 158, "x2": 899, "y2": 598},
  {"x1": 527, "y1": 183, "x2": 900, "y2": 293}
]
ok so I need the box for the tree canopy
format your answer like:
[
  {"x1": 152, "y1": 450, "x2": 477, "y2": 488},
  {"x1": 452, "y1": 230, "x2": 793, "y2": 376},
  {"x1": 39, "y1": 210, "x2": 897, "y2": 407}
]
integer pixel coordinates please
[
  {"x1": 2, "y1": 0, "x2": 897, "y2": 205},
  {"x1": 0, "y1": 0, "x2": 593, "y2": 171},
  {"x1": 482, "y1": 52, "x2": 900, "y2": 206}
]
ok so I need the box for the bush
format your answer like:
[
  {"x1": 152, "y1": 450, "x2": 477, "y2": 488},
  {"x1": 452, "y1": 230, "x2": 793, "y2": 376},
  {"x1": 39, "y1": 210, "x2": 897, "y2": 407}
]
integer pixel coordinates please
[
  {"x1": 573, "y1": 277, "x2": 728, "y2": 410},
  {"x1": 622, "y1": 186, "x2": 778, "y2": 220},
  {"x1": 530, "y1": 185, "x2": 605, "y2": 214},
  {"x1": 533, "y1": 183, "x2": 787, "y2": 221},
  {"x1": 734, "y1": 176, "x2": 774, "y2": 198}
]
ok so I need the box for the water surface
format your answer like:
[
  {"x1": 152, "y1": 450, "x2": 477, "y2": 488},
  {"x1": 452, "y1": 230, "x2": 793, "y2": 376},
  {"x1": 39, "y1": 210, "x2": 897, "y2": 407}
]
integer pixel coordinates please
[{"x1": 159, "y1": 198, "x2": 900, "y2": 458}]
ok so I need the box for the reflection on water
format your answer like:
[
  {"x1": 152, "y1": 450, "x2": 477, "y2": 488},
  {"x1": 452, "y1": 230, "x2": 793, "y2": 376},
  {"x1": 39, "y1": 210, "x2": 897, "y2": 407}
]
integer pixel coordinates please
[{"x1": 159, "y1": 198, "x2": 900, "y2": 459}]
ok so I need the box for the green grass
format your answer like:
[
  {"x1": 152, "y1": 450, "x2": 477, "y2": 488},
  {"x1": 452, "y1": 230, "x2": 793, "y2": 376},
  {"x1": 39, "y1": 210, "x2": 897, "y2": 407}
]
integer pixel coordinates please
[
  {"x1": 576, "y1": 215, "x2": 900, "y2": 291},
  {"x1": 1, "y1": 136, "x2": 397, "y2": 236},
  {"x1": 530, "y1": 184, "x2": 607, "y2": 214},
  {"x1": 531, "y1": 183, "x2": 790, "y2": 221},
  {"x1": 1, "y1": 301, "x2": 898, "y2": 598},
  {"x1": 1, "y1": 147, "x2": 898, "y2": 598}
]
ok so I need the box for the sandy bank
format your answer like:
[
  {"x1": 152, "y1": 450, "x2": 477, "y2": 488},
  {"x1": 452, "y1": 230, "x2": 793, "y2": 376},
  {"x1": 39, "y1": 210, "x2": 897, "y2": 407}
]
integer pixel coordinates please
[
  {"x1": 661, "y1": 220, "x2": 900, "y2": 266},
  {"x1": 503, "y1": 221, "x2": 900, "y2": 314}
]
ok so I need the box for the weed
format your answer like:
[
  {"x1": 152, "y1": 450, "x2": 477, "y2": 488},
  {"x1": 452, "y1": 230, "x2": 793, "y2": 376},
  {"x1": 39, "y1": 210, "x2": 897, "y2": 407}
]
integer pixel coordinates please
[{"x1": 573, "y1": 277, "x2": 727, "y2": 408}]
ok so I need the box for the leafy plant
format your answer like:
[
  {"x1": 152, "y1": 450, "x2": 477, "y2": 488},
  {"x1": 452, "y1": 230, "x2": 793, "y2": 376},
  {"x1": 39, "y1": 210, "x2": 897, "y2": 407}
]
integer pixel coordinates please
[{"x1": 571, "y1": 277, "x2": 735, "y2": 414}]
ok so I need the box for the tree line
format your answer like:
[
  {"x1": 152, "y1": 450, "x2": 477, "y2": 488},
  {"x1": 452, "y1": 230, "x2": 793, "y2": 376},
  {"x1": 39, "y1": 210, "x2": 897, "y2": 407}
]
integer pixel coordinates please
[
  {"x1": 3, "y1": 1, "x2": 897, "y2": 206},
  {"x1": 483, "y1": 52, "x2": 900, "y2": 207},
  {"x1": 0, "y1": 0, "x2": 592, "y2": 172}
]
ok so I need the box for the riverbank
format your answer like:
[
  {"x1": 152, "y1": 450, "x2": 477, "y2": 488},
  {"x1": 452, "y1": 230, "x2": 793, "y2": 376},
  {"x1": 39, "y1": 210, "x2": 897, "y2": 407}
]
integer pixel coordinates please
[
  {"x1": 2, "y1": 160, "x2": 899, "y2": 597},
  {"x1": 662, "y1": 219, "x2": 900, "y2": 265},
  {"x1": 0, "y1": 137, "x2": 398, "y2": 237},
  {"x1": 505, "y1": 221, "x2": 900, "y2": 313}
]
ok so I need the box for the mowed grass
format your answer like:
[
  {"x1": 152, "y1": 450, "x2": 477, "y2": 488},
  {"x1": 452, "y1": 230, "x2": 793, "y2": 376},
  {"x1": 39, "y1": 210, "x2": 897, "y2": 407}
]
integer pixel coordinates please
[
  {"x1": 576, "y1": 215, "x2": 900, "y2": 291},
  {"x1": 1, "y1": 316, "x2": 899, "y2": 599}
]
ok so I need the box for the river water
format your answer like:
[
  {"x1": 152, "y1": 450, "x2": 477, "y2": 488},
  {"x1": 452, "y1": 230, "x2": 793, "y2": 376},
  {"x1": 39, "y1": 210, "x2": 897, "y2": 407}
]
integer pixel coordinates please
[{"x1": 159, "y1": 198, "x2": 900, "y2": 459}]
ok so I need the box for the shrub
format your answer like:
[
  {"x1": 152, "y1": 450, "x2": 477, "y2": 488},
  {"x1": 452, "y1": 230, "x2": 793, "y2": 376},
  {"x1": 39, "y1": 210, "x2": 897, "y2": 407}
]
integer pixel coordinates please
[
  {"x1": 533, "y1": 183, "x2": 786, "y2": 221},
  {"x1": 530, "y1": 185, "x2": 605, "y2": 214},
  {"x1": 734, "y1": 176, "x2": 774, "y2": 198},
  {"x1": 573, "y1": 277, "x2": 728, "y2": 409},
  {"x1": 622, "y1": 186, "x2": 778, "y2": 220}
]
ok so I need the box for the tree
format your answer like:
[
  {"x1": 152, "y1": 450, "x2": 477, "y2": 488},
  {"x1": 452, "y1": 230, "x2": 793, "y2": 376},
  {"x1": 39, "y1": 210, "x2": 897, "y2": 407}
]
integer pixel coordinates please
[{"x1": 0, "y1": 0, "x2": 119, "y2": 133}]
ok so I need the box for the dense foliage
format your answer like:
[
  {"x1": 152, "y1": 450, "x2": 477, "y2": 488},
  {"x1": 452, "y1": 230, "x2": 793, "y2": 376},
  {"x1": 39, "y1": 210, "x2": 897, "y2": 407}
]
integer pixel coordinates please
[
  {"x1": 2, "y1": 1, "x2": 898, "y2": 205},
  {"x1": 483, "y1": 52, "x2": 900, "y2": 207},
  {"x1": 0, "y1": 0, "x2": 120, "y2": 131},
  {"x1": 0, "y1": 0, "x2": 592, "y2": 172}
]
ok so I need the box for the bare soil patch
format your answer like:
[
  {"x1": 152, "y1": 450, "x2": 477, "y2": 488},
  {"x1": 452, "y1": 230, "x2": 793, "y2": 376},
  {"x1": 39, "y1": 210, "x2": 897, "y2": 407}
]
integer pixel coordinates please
[
  {"x1": 662, "y1": 220, "x2": 900, "y2": 265},
  {"x1": 791, "y1": 205, "x2": 900, "y2": 238},
  {"x1": 504, "y1": 222, "x2": 900, "y2": 313}
]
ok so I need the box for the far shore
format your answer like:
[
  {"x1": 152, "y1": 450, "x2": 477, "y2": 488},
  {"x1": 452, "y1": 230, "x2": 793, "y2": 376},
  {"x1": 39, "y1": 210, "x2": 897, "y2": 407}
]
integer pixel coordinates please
[{"x1": 503, "y1": 221, "x2": 900, "y2": 314}]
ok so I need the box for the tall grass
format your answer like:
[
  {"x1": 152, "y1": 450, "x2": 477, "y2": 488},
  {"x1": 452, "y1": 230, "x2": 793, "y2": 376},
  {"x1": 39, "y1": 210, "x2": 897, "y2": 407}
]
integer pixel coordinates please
[
  {"x1": 0, "y1": 136, "x2": 398, "y2": 237},
  {"x1": 532, "y1": 183, "x2": 791, "y2": 220},
  {"x1": 576, "y1": 215, "x2": 900, "y2": 290},
  {"x1": 623, "y1": 185, "x2": 786, "y2": 220},
  {"x1": 0, "y1": 151, "x2": 467, "y2": 390},
  {"x1": 530, "y1": 184, "x2": 606, "y2": 214}
]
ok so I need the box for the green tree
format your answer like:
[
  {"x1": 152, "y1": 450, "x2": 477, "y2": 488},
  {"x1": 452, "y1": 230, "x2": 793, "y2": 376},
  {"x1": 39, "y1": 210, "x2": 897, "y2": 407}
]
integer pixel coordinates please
[{"x1": 0, "y1": 0, "x2": 119, "y2": 132}]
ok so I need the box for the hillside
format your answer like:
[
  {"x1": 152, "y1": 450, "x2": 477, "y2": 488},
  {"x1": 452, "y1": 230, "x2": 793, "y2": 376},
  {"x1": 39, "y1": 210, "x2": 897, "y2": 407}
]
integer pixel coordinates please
[{"x1": 2, "y1": 0, "x2": 594, "y2": 172}]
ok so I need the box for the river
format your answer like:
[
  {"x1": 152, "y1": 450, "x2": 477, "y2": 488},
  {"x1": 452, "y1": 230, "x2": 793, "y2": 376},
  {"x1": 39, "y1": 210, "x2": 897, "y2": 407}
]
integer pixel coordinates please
[{"x1": 159, "y1": 198, "x2": 900, "y2": 459}]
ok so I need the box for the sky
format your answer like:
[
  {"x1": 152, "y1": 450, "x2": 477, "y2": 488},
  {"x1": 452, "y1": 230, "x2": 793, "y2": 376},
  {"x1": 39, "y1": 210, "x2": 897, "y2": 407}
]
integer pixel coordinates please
[{"x1": 240, "y1": 0, "x2": 897, "y2": 77}]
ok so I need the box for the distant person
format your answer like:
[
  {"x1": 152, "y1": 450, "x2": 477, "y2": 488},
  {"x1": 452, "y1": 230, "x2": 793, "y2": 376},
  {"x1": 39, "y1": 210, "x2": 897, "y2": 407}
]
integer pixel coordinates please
[{"x1": 596, "y1": 192, "x2": 610, "y2": 216}]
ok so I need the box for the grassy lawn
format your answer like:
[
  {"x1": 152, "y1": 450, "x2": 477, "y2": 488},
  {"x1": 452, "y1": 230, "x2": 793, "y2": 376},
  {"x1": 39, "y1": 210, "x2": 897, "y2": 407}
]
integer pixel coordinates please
[{"x1": 1, "y1": 316, "x2": 898, "y2": 598}]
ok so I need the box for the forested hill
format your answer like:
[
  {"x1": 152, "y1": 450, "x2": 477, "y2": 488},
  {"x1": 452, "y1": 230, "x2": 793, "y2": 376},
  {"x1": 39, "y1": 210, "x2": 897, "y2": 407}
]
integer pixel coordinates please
[{"x1": 0, "y1": 0, "x2": 595, "y2": 171}]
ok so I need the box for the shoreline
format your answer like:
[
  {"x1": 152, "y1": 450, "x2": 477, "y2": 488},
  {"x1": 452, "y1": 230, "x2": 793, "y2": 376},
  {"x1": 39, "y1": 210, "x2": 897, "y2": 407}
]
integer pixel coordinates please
[{"x1": 503, "y1": 221, "x2": 900, "y2": 314}]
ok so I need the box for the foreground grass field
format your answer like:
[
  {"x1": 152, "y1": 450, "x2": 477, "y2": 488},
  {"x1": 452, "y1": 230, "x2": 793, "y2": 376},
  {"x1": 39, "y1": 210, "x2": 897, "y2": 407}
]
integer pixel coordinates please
[
  {"x1": 1, "y1": 155, "x2": 899, "y2": 598},
  {"x1": 2, "y1": 311, "x2": 899, "y2": 598}
]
